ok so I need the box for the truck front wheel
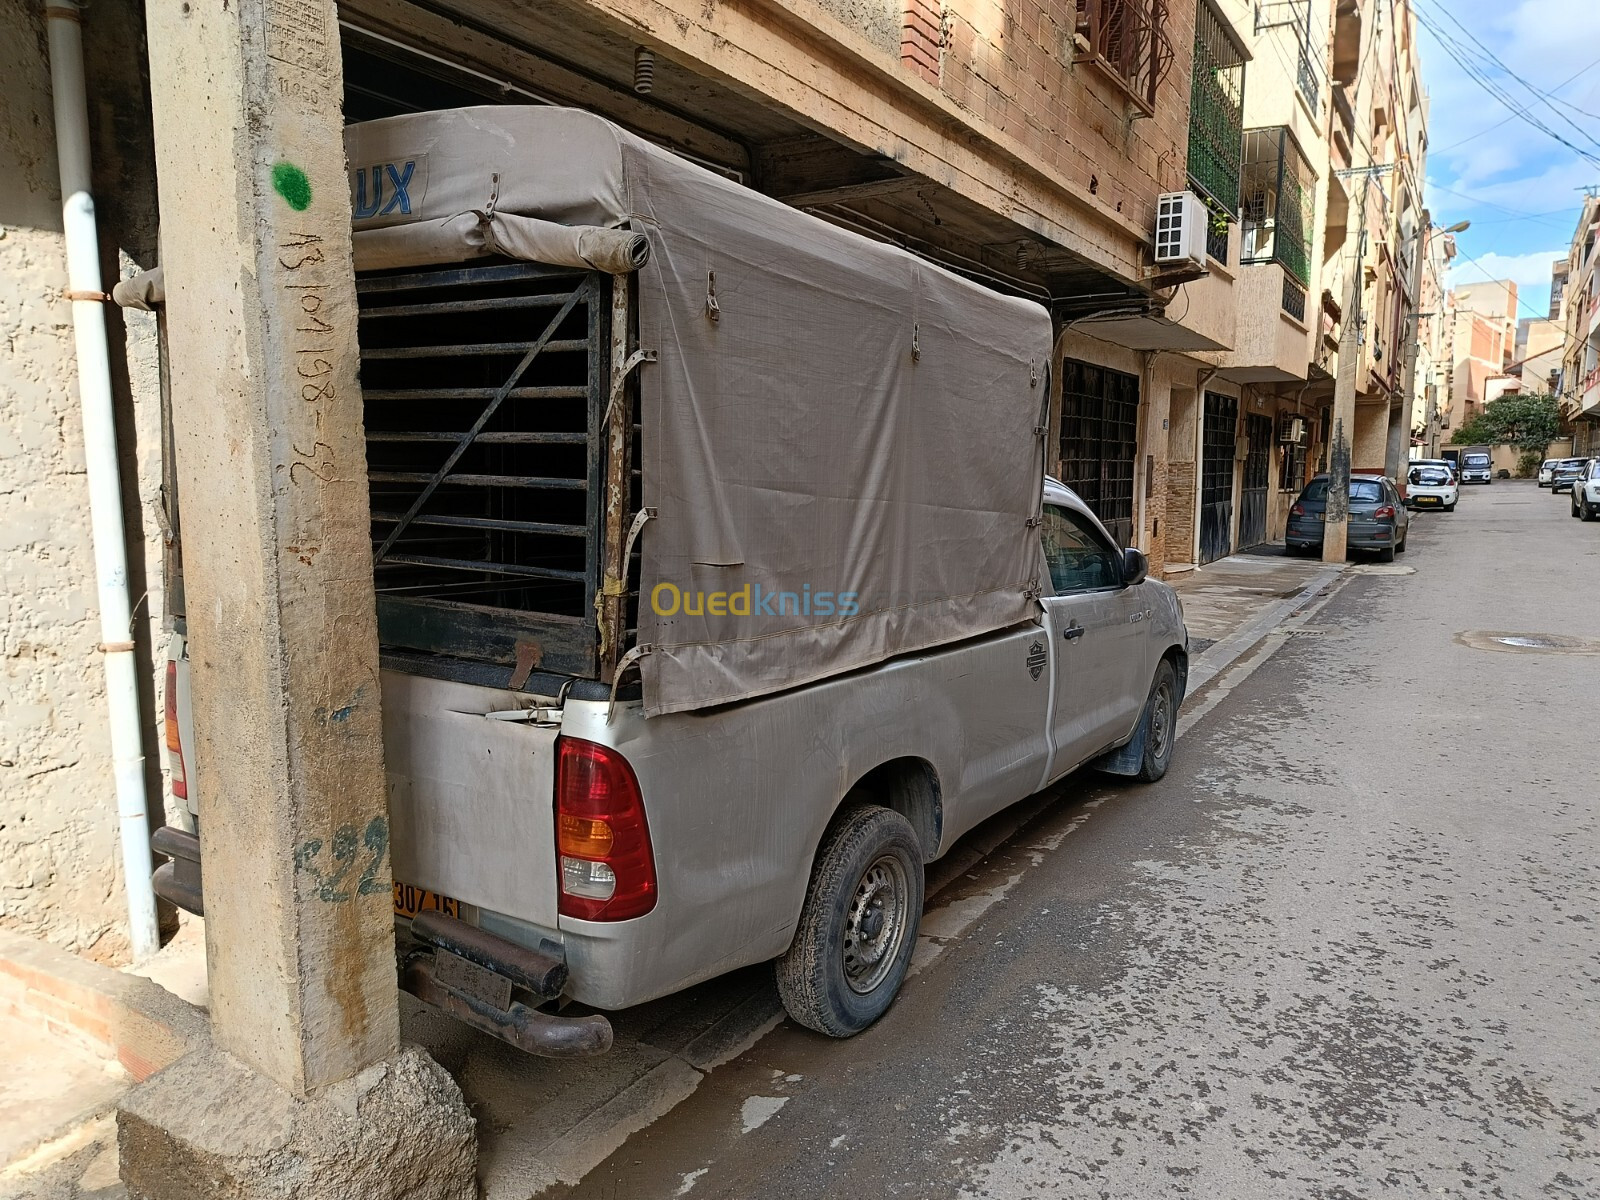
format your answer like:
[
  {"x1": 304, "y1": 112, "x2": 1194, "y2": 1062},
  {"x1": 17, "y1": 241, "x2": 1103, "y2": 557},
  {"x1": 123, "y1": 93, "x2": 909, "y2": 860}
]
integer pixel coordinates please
[{"x1": 776, "y1": 806, "x2": 924, "y2": 1037}]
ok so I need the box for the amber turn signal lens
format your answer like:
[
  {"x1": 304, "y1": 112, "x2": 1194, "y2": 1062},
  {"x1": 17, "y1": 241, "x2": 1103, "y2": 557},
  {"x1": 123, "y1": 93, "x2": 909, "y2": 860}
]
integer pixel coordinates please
[{"x1": 559, "y1": 813, "x2": 615, "y2": 858}]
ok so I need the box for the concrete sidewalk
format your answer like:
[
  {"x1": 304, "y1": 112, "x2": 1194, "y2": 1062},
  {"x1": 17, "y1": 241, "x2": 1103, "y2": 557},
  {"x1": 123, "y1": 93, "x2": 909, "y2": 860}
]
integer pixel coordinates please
[
  {"x1": 0, "y1": 551, "x2": 1349, "y2": 1200},
  {"x1": 1167, "y1": 548, "x2": 1345, "y2": 695}
]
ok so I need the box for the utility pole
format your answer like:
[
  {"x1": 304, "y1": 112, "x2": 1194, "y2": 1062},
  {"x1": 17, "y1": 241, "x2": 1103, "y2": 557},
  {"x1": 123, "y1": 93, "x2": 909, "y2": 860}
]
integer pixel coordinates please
[
  {"x1": 1325, "y1": 169, "x2": 1379, "y2": 563},
  {"x1": 1390, "y1": 209, "x2": 1430, "y2": 481}
]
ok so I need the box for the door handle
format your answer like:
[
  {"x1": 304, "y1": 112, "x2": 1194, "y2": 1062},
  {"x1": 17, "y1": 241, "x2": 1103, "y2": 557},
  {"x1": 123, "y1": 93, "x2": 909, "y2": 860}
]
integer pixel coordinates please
[{"x1": 1063, "y1": 622, "x2": 1085, "y2": 641}]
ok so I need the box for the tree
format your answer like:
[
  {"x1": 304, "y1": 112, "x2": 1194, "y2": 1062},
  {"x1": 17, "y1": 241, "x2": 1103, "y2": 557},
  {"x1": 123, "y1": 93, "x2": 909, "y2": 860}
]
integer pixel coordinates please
[{"x1": 1449, "y1": 392, "x2": 1560, "y2": 451}]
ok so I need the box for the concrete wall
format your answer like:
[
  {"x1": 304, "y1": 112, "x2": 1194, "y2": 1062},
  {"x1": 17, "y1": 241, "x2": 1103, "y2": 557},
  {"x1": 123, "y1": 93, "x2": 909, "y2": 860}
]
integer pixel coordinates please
[
  {"x1": 939, "y1": 0, "x2": 1195, "y2": 245},
  {"x1": 0, "y1": 0, "x2": 167, "y2": 962}
]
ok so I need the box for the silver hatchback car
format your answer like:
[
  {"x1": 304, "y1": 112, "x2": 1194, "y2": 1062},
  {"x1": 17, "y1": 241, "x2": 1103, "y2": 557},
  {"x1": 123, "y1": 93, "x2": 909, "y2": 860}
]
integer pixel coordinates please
[{"x1": 1286, "y1": 473, "x2": 1410, "y2": 561}]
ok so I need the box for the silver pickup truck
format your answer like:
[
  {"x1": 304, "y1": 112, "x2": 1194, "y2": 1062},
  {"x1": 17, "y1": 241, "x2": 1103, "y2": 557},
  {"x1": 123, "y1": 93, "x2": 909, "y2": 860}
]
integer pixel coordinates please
[
  {"x1": 153, "y1": 106, "x2": 1186, "y2": 1058},
  {"x1": 161, "y1": 479, "x2": 1185, "y2": 1054}
]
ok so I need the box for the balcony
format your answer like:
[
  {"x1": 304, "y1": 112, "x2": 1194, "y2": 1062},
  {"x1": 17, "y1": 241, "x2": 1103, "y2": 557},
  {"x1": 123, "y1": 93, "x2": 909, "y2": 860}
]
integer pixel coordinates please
[
  {"x1": 1185, "y1": 0, "x2": 1248, "y2": 220},
  {"x1": 1582, "y1": 364, "x2": 1600, "y2": 417},
  {"x1": 1240, "y1": 126, "x2": 1316, "y2": 287},
  {"x1": 1076, "y1": 0, "x2": 1176, "y2": 116}
]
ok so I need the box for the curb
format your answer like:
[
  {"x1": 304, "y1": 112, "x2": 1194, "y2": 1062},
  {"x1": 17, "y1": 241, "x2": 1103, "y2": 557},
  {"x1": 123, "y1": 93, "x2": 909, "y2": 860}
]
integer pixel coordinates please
[
  {"x1": 0, "y1": 929, "x2": 208, "y2": 1086},
  {"x1": 1184, "y1": 562, "x2": 1347, "y2": 700}
]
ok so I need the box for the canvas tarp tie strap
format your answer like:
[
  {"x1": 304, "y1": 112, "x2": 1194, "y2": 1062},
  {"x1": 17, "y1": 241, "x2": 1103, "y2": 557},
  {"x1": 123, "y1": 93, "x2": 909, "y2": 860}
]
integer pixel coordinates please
[
  {"x1": 372, "y1": 284, "x2": 586, "y2": 564},
  {"x1": 607, "y1": 643, "x2": 654, "y2": 723}
]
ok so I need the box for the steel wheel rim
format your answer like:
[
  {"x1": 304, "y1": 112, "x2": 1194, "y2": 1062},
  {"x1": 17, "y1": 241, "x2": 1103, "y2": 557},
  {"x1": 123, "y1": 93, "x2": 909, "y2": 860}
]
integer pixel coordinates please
[
  {"x1": 842, "y1": 854, "x2": 909, "y2": 994},
  {"x1": 1149, "y1": 683, "x2": 1173, "y2": 761}
]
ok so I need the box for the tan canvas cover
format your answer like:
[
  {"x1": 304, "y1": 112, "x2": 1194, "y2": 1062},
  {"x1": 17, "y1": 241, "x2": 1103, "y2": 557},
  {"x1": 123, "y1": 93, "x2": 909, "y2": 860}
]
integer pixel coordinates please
[{"x1": 345, "y1": 108, "x2": 1051, "y2": 716}]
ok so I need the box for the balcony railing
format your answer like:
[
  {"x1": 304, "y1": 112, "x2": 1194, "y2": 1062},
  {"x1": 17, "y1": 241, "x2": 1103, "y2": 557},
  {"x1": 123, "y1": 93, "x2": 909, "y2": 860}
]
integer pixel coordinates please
[
  {"x1": 1186, "y1": 0, "x2": 1246, "y2": 217},
  {"x1": 1282, "y1": 275, "x2": 1308, "y2": 322},
  {"x1": 1240, "y1": 126, "x2": 1316, "y2": 286},
  {"x1": 1297, "y1": 47, "x2": 1321, "y2": 111},
  {"x1": 1076, "y1": 0, "x2": 1175, "y2": 116}
]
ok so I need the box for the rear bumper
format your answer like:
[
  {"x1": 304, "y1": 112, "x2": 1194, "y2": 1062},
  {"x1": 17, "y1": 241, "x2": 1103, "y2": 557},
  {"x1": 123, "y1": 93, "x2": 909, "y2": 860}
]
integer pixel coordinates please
[{"x1": 147, "y1": 824, "x2": 612, "y2": 1058}]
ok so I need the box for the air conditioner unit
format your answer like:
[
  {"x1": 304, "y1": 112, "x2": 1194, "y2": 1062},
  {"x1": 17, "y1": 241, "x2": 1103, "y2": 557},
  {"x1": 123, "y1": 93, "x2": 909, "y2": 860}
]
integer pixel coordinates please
[
  {"x1": 1279, "y1": 414, "x2": 1308, "y2": 445},
  {"x1": 1154, "y1": 191, "x2": 1209, "y2": 269}
]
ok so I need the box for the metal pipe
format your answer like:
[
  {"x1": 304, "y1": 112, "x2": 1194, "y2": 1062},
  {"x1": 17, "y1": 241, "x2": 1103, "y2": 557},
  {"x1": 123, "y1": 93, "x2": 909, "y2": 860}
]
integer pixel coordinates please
[{"x1": 45, "y1": 0, "x2": 160, "y2": 962}]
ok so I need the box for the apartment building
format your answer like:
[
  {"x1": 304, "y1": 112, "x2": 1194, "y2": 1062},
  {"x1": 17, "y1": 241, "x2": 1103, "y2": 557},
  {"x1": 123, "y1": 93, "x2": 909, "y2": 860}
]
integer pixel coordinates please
[
  {"x1": 3, "y1": 0, "x2": 1433, "y2": 959},
  {"x1": 1558, "y1": 194, "x2": 1600, "y2": 456},
  {"x1": 1442, "y1": 278, "x2": 1518, "y2": 434}
]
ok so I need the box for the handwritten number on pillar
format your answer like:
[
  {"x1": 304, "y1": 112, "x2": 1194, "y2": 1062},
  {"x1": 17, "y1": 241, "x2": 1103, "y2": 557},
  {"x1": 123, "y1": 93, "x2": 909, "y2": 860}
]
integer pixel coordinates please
[
  {"x1": 357, "y1": 817, "x2": 389, "y2": 896},
  {"x1": 292, "y1": 816, "x2": 390, "y2": 903}
]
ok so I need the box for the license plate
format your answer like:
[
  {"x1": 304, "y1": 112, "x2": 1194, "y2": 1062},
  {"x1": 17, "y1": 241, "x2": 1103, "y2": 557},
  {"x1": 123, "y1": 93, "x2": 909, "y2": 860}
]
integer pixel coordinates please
[
  {"x1": 393, "y1": 881, "x2": 460, "y2": 920},
  {"x1": 1417, "y1": 496, "x2": 1439, "y2": 505},
  {"x1": 434, "y1": 948, "x2": 513, "y2": 1011}
]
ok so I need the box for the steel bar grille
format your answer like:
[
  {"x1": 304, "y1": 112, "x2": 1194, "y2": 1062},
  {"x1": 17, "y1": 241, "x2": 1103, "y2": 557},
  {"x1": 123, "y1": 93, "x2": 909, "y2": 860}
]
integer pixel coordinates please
[
  {"x1": 356, "y1": 261, "x2": 611, "y2": 678},
  {"x1": 1059, "y1": 359, "x2": 1140, "y2": 548},
  {"x1": 1240, "y1": 126, "x2": 1316, "y2": 286},
  {"x1": 1075, "y1": 0, "x2": 1175, "y2": 116},
  {"x1": 1186, "y1": 0, "x2": 1245, "y2": 218}
]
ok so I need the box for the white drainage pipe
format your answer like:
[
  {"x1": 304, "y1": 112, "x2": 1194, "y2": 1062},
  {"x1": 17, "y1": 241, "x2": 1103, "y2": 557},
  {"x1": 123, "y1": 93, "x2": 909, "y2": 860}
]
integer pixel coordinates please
[{"x1": 45, "y1": 0, "x2": 160, "y2": 962}]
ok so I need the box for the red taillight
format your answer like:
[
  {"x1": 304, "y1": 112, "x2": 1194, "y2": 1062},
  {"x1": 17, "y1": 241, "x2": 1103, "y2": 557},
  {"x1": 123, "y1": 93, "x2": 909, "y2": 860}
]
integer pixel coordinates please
[
  {"x1": 1374, "y1": 504, "x2": 1395, "y2": 519},
  {"x1": 164, "y1": 659, "x2": 187, "y2": 801},
  {"x1": 1291, "y1": 503, "x2": 1306, "y2": 516},
  {"x1": 555, "y1": 737, "x2": 656, "y2": 921}
]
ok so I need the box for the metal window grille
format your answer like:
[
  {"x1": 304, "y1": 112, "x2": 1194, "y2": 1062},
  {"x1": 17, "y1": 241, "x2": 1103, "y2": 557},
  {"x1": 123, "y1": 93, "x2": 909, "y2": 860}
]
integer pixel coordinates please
[
  {"x1": 1059, "y1": 359, "x2": 1140, "y2": 548},
  {"x1": 1279, "y1": 442, "x2": 1308, "y2": 492},
  {"x1": 1076, "y1": 0, "x2": 1176, "y2": 116},
  {"x1": 1239, "y1": 126, "x2": 1316, "y2": 286},
  {"x1": 1282, "y1": 275, "x2": 1308, "y2": 321},
  {"x1": 1206, "y1": 216, "x2": 1230, "y2": 264},
  {"x1": 1199, "y1": 391, "x2": 1238, "y2": 563},
  {"x1": 1296, "y1": 46, "x2": 1321, "y2": 111},
  {"x1": 356, "y1": 261, "x2": 622, "y2": 681},
  {"x1": 1186, "y1": 0, "x2": 1245, "y2": 218}
]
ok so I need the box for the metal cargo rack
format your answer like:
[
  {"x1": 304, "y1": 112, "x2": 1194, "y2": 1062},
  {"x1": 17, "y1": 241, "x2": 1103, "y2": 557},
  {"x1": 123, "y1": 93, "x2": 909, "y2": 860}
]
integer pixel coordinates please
[{"x1": 356, "y1": 260, "x2": 641, "y2": 689}]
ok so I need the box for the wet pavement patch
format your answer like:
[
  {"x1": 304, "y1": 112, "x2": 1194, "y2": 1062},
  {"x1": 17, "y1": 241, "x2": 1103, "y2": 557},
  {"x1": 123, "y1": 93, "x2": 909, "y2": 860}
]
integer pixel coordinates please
[{"x1": 1455, "y1": 630, "x2": 1600, "y2": 655}]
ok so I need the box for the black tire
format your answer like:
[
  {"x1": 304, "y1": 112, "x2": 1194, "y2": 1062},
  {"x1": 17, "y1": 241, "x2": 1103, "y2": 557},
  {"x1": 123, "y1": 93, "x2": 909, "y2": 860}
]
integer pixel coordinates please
[
  {"x1": 1572, "y1": 497, "x2": 1580, "y2": 518},
  {"x1": 1379, "y1": 543, "x2": 1396, "y2": 563},
  {"x1": 1397, "y1": 530, "x2": 1408, "y2": 553},
  {"x1": 776, "y1": 805, "x2": 924, "y2": 1038},
  {"x1": 1584, "y1": 501, "x2": 1596, "y2": 523},
  {"x1": 1135, "y1": 660, "x2": 1180, "y2": 782},
  {"x1": 1444, "y1": 503, "x2": 1456, "y2": 512}
]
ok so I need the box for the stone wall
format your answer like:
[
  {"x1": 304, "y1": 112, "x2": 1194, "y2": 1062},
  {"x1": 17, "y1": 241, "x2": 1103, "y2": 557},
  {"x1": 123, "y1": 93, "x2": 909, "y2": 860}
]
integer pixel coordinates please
[
  {"x1": 939, "y1": 0, "x2": 1195, "y2": 242},
  {"x1": 0, "y1": 0, "x2": 167, "y2": 962}
]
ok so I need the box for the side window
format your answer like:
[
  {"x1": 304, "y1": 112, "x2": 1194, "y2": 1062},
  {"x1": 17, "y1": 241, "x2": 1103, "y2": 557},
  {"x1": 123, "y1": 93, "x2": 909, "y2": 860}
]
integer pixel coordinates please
[{"x1": 1041, "y1": 504, "x2": 1122, "y2": 594}]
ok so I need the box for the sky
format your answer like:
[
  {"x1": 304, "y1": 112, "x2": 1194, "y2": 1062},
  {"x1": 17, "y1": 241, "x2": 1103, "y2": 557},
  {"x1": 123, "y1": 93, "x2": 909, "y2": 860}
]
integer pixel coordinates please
[{"x1": 1415, "y1": 0, "x2": 1600, "y2": 322}]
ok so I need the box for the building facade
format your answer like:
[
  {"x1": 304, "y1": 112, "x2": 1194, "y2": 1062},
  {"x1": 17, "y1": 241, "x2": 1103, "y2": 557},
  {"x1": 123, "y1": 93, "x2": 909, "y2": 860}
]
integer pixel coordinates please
[{"x1": 3, "y1": 0, "x2": 1430, "y2": 958}]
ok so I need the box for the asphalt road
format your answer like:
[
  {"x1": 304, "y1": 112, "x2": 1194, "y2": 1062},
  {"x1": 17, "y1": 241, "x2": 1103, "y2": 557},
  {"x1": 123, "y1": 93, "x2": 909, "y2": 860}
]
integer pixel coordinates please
[{"x1": 556, "y1": 480, "x2": 1600, "y2": 1200}]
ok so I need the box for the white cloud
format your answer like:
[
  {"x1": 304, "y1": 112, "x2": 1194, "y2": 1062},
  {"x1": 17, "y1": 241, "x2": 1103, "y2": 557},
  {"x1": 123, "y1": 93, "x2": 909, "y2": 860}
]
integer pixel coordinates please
[{"x1": 1447, "y1": 247, "x2": 1568, "y2": 290}]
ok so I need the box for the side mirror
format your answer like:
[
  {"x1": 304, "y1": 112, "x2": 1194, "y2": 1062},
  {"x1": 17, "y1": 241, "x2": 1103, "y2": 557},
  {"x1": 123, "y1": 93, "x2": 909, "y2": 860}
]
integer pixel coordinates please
[{"x1": 1121, "y1": 547, "x2": 1148, "y2": 586}]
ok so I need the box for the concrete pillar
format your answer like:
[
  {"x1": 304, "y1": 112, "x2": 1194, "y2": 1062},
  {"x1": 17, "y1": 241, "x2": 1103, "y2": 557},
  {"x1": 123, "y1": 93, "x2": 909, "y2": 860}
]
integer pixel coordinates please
[{"x1": 118, "y1": 1, "x2": 474, "y2": 1194}]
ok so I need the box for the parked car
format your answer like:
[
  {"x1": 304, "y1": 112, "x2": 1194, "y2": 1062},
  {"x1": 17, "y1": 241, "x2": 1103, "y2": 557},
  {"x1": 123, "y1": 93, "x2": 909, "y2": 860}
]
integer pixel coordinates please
[
  {"x1": 1538, "y1": 459, "x2": 1558, "y2": 487},
  {"x1": 1570, "y1": 459, "x2": 1600, "y2": 520},
  {"x1": 1286, "y1": 473, "x2": 1410, "y2": 561},
  {"x1": 1551, "y1": 458, "x2": 1589, "y2": 493},
  {"x1": 1458, "y1": 449, "x2": 1493, "y2": 484},
  {"x1": 1406, "y1": 463, "x2": 1459, "y2": 512},
  {"x1": 1412, "y1": 457, "x2": 1457, "y2": 481}
]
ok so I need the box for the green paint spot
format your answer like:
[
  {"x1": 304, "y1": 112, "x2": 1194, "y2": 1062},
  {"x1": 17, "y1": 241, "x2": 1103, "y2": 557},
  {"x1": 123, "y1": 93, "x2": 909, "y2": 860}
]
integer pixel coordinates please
[{"x1": 271, "y1": 161, "x2": 312, "y2": 211}]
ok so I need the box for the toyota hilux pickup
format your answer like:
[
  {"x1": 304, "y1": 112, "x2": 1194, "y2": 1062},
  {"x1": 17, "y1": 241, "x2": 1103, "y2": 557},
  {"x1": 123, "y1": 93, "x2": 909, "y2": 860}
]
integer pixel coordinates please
[{"x1": 150, "y1": 106, "x2": 1187, "y2": 1058}]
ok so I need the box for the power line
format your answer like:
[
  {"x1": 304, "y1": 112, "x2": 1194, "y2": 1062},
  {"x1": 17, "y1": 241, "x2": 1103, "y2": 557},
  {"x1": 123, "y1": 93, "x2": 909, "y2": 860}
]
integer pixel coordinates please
[
  {"x1": 1414, "y1": 0, "x2": 1600, "y2": 128},
  {"x1": 1432, "y1": 53, "x2": 1600, "y2": 156},
  {"x1": 1412, "y1": 5, "x2": 1600, "y2": 169}
]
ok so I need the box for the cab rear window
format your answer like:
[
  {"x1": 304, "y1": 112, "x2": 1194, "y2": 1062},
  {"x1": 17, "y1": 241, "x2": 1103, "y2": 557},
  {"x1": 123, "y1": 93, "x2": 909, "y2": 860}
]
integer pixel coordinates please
[{"x1": 1349, "y1": 481, "x2": 1383, "y2": 502}]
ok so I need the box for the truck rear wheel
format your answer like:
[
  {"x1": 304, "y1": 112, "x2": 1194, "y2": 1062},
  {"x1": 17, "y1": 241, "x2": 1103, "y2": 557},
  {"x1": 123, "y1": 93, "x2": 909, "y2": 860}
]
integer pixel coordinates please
[
  {"x1": 776, "y1": 805, "x2": 924, "y2": 1038},
  {"x1": 1136, "y1": 660, "x2": 1180, "y2": 782}
]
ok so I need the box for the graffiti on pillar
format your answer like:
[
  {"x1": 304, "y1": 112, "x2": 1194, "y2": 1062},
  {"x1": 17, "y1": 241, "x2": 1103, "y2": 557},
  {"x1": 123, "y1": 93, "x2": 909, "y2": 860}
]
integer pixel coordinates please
[
  {"x1": 293, "y1": 816, "x2": 389, "y2": 903},
  {"x1": 277, "y1": 231, "x2": 340, "y2": 494},
  {"x1": 271, "y1": 162, "x2": 312, "y2": 212}
]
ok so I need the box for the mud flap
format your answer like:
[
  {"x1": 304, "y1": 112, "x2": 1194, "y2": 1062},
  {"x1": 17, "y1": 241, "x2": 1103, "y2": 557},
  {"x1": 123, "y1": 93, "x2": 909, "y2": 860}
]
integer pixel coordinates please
[{"x1": 1092, "y1": 721, "x2": 1147, "y2": 777}]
